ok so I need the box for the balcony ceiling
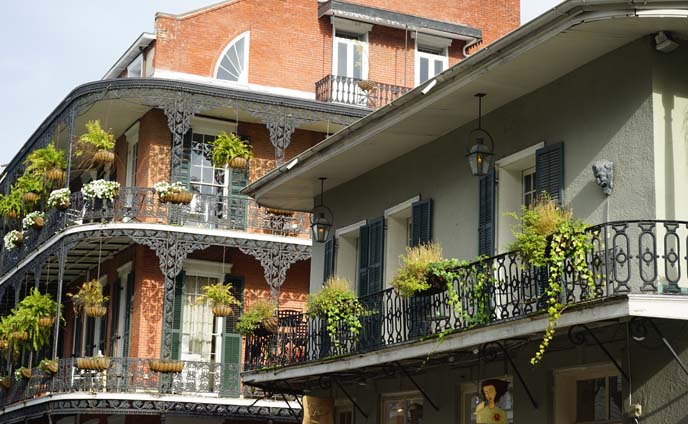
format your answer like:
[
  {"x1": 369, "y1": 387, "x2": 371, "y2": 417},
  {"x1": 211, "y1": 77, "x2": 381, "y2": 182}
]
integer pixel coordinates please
[{"x1": 246, "y1": 3, "x2": 688, "y2": 211}]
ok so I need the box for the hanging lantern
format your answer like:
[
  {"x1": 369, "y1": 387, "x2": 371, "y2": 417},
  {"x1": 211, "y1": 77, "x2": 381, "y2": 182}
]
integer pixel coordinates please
[
  {"x1": 310, "y1": 178, "x2": 333, "y2": 243},
  {"x1": 465, "y1": 93, "x2": 495, "y2": 177}
]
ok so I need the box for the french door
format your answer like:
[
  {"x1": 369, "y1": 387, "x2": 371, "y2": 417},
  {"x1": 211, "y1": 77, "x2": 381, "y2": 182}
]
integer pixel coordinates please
[{"x1": 332, "y1": 32, "x2": 368, "y2": 105}]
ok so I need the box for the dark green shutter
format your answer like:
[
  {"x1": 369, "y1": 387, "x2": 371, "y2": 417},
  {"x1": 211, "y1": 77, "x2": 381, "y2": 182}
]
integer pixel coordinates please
[
  {"x1": 73, "y1": 315, "x2": 82, "y2": 357},
  {"x1": 222, "y1": 274, "x2": 243, "y2": 396},
  {"x1": 323, "y1": 238, "x2": 335, "y2": 282},
  {"x1": 170, "y1": 271, "x2": 185, "y2": 360},
  {"x1": 98, "y1": 315, "x2": 107, "y2": 355},
  {"x1": 122, "y1": 271, "x2": 135, "y2": 357},
  {"x1": 85, "y1": 317, "x2": 95, "y2": 356},
  {"x1": 535, "y1": 142, "x2": 564, "y2": 203},
  {"x1": 357, "y1": 224, "x2": 370, "y2": 296},
  {"x1": 478, "y1": 169, "x2": 496, "y2": 257},
  {"x1": 173, "y1": 130, "x2": 193, "y2": 186},
  {"x1": 367, "y1": 217, "x2": 385, "y2": 295},
  {"x1": 108, "y1": 279, "x2": 121, "y2": 356},
  {"x1": 411, "y1": 199, "x2": 433, "y2": 247}
]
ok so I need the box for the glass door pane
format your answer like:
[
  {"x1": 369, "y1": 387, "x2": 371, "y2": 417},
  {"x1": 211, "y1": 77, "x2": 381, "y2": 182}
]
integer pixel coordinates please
[{"x1": 337, "y1": 41, "x2": 349, "y2": 76}]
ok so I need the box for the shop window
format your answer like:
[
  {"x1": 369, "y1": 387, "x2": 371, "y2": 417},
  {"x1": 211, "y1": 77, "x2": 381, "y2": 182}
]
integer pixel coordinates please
[
  {"x1": 382, "y1": 393, "x2": 424, "y2": 424},
  {"x1": 554, "y1": 364, "x2": 623, "y2": 424}
]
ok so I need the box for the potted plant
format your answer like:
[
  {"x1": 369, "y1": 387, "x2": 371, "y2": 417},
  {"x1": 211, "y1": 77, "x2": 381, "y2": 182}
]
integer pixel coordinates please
[
  {"x1": 390, "y1": 243, "x2": 447, "y2": 297},
  {"x1": 15, "y1": 367, "x2": 32, "y2": 381},
  {"x1": 22, "y1": 211, "x2": 45, "y2": 231},
  {"x1": 4, "y1": 230, "x2": 24, "y2": 250},
  {"x1": 48, "y1": 188, "x2": 72, "y2": 210},
  {"x1": 77, "y1": 120, "x2": 116, "y2": 166},
  {"x1": 0, "y1": 190, "x2": 25, "y2": 219},
  {"x1": 17, "y1": 287, "x2": 62, "y2": 332},
  {"x1": 210, "y1": 131, "x2": 253, "y2": 169},
  {"x1": 81, "y1": 180, "x2": 120, "y2": 201},
  {"x1": 154, "y1": 181, "x2": 193, "y2": 205},
  {"x1": 67, "y1": 279, "x2": 109, "y2": 318},
  {"x1": 197, "y1": 282, "x2": 241, "y2": 317},
  {"x1": 76, "y1": 356, "x2": 110, "y2": 371},
  {"x1": 236, "y1": 298, "x2": 278, "y2": 336},
  {"x1": 0, "y1": 376, "x2": 10, "y2": 389},
  {"x1": 306, "y1": 276, "x2": 365, "y2": 346},
  {"x1": 149, "y1": 359, "x2": 184, "y2": 373},
  {"x1": 24, "y1": 143, "x2": 67, "y2": 184},
  {"x1": 508, "y1": 194, "x2": 596, "y2": 364},
  {"x1": 15, "y1": 173, "x2": 42, "y2": 204},
  {"x1": 39, "y1": 358, "x2": 59, "y2": 375}
]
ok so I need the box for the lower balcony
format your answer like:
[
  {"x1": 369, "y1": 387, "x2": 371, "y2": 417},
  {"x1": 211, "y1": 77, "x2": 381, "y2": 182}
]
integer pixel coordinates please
[
  {"x1": 315, "y1": 75, "x2": 410, "y2": 109},
  {"x1": 244, "y1": 220, "x2": 688, "y2": 375}
]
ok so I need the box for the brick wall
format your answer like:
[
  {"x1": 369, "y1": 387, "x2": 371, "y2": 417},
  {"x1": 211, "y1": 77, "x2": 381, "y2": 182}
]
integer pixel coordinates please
[
  {"x1": 153, "y1": 0, "x2": 519, "y2": 92},
  {"x1": 137, "y1": 109, "x2": 171, "y2": 188}
]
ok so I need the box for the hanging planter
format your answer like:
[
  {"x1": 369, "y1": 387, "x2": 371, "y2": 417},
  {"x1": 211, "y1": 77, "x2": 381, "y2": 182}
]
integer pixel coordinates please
[
  {"x1": 154, "y1": 181, "x2": 193, "y2": 205},
  {"x1": 77, "y1": 121, "x2": 116, "y2": 168},
  {"x1": 258, "y1": 316, "x2": 279, "y2": 336},
  {"x1": 76, "y1": 357, "x2": 110, "y2": 371},
  {"x1": 197, "y1": 282, "x2": 241, "y2": 318},
  {"x1": 4, "y1": 230, "x2": 24, "y2": 250},
  {"x1": 23, "y1": 192, "x2": 40, "y2": 204},
  {"x1": 16, "y1": 173, "x2": 42, "y2": 205},
  {"x1": 84, "y1": 304, "x2": 107, "y2": 318},
  {"x1": 266, "y1": 208, "x2": 294, "y2": 216},
  {"x1": 24, "y1": 143, "x2": 67, "y2": 185},
  {"x1": 209, "y1": 131, "x2": 253, "y2": 170},
  {"x1": 306, "y1": 277, "x2": 365, "y2": 347},
  {"x1": 211, "y1": 304, "x2": 234, "y2": 317},
  {"x1": 23, "y1": 211, "x2": 45, "y2": 231},
  {"x1": 356, "y1": 79, "x2": 377, "y2": 91},
  {"x1": 48, "y1": 188, "x2": 71, "y2": 210},
  {"x1": 39, "y1": 358, "x2": 59, "y2": 375},
  {"x1": 38, "y1": 315, "x2": 55, "y2": 328},
  {"x1": 0, "y1": 376, "x2": 10, "y2": 390},
  {"x1": 16, "y1": 367, "x2": 32, "y2": 381},
  {"x1": 228, "y1": 156, "x2": 248, "y2": 169},
  {"x1": 81, "y1": 180, "x2": 120, "y2": 201},
  {"x1": 67, "y1": 279, "x2": 109, "y2": 318},
  {"x1": 0, "y1": 339, "x2": 8, "y2": 351},
  {"x1": 236, "y1": 299, "x2": 277, "y2": 336},
  {"x1": 5, "y1": 210, "x2": 18, "y2": 220},
  {"x1": 93, "y1": 149, "x2": 115, "y2": 166},
  {"x1": 46, "y1": 168, "x2": 66, "y2": 184},
  {"x1": 149, "y1": 359, "x2": 184, "y2": 373}
]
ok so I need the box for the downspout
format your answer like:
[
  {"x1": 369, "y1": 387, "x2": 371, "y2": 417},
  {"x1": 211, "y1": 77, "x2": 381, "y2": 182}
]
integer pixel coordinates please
[{"x1": 462, "y1": 37, "x2": 482, "y2": 57}]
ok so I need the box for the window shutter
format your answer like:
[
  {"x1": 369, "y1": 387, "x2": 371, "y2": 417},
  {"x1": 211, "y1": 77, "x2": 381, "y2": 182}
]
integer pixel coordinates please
[
  {"x1": 367, "y1": 217, "x2": 385, "y2": 294},
  {"x1": 411, "y1": 199, "x2": 433, "y2": 247},
  {"x1": 173, "y1": 130, "x2": 193, "y2": 187},
  {"x1": 478, "y1": 169, "x2": 496, "y2": 257},
  {"x1": 170, "y1": 271, "x2": 186, "y2": 360},
  {"x1": 122, "y1": 271, "x2": 135, "y2": 357},
  {"x1": 98, "y1": 315, "x2": 107, "y2": 355},
  {"x1": 323, "y1": 238, "x2": 335, "y2": 283},
  {"x1": 357, "y1": 224, "x2": 370, "y2": 296},
  {"x1": 535, "y1": 142, "x2": 564, "y2": 203},
  {"x1": 73, "y1": 315, "x2": 82, "y2": 357},
  {"x1": 222, "y1": 274, "x2": 243, "y2": 396},
  {"x1": 85, "y1": 317, "x2": 95, "y2": 356},
  {"x1": 108, "y1": 279, "x2": 121, "y2": 356}
]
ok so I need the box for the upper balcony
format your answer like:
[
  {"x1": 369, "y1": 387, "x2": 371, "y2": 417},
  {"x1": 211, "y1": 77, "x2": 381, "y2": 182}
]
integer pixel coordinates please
[
  {"x1": 243, "y1": 220, "x2": 688, "y2": 389},
  {"x1": 315, "y1": 75, "x2": 410, "y2": 109}
]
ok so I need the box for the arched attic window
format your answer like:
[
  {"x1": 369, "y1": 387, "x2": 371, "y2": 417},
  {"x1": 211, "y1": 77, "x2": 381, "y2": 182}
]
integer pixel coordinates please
[{"x1": 215, "y1": 32, "x2": 249, "y2": 83}]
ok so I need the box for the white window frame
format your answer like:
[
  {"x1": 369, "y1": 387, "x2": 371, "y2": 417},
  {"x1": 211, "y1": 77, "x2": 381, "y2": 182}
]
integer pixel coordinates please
[
  {"x1": 127, "y1": 53, "x2": 143, "y2": 78},
  {"x1": 215, "y1": 31, "x2": 250, "y2": 84},
  {"x1": 553, "y1": 363, "x2": 623, "y2": 424},
  {"x1": 331, "y1": 17, "x2": 371, "y2": 80},
  {"x1": 413, "y1": 33, "x2": 450, "y2": 87},
  {"x1": 124, "y1": 123, "x2": 140, "y2": 188},
  {"x1": 335, "y1": 220, "x2": 367, "y2": 291},
  {"x1": 384, "y1": 196, "x2": 420, "y2": 287}
]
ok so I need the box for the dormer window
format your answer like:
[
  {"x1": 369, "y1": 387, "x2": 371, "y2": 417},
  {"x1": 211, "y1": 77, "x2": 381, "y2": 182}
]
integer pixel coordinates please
[{"x1": 216, "y1": 32, "x2": 249, "y2": 83}]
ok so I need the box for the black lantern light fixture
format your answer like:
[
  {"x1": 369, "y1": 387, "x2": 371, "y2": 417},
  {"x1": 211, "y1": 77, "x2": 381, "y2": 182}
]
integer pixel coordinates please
[
  {"x1": 465, "y1": 93, "x2": 495, "y2": 177},
  {"x1": 310, "y1": 177, "x2": 333, "y2": 243}
]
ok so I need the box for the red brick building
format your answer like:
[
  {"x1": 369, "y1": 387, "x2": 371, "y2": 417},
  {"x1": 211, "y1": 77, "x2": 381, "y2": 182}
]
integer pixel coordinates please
[{"x1": 0, "y1": 1, "x2": 518, "y2": 423}]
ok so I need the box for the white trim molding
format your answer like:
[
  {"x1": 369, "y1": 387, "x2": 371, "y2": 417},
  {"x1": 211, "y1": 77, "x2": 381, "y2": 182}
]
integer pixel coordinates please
[
  {"x1": 335, "y1": 220, "x2": 367, "y2": 237},
  {"x1": 183, "y1": 258, "x2": 233, "y2": 278},
  {"x1": 384, "y1": 195, "x2": 420, "y2": 217}
]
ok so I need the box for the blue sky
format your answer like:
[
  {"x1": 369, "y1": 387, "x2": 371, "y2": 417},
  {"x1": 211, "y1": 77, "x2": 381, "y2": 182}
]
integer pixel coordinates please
[{"x1": 0, "y1": 0, "x2": 561, "y2": 166}]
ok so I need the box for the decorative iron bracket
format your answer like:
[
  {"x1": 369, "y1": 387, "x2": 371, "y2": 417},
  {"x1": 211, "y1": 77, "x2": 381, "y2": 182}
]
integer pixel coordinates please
[
  {"x1": 334, "y1": 378, "x2": 369, "y2": 419},
  {"x1": 239, "y1": 244, "x2": 311, "y2": 298},
  {"x1": 630, "y1": 317, "x2": 688, "y2": 378},
  {"x1": 480, "y1": 341, "x2": 538, "y2": 409},
  {"x1": 568, "y1": 324, "x2": 630, "y2": 382},
  {"x1": 395, "y1": 362, "x2": 440, "y2": 411}
]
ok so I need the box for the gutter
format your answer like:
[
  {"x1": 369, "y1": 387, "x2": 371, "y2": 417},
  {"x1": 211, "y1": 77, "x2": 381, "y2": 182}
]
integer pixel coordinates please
[
  {"x1": 243, "y1": 0, "x2": 688, "y2": 203},
  {"x1": 102, "y1": 32, "x2": 156, "y2": 80}
]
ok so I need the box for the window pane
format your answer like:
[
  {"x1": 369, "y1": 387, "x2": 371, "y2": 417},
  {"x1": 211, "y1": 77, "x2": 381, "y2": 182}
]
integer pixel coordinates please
[
  {"x1": 609, "y1": 376, "x2": 623, "y2": 420},
  {"x1": 354, "y1": 43, "x2": 363, "y2": 79},
  {"x1": 337, "y1": 42, "x2": 348, "y2": 76},
  {"x1": 419, "y1": 57, "x2": 429, "y2": 84},
  {"x1": 434, "y1": 59, "x2": 444, "y2": 75},
  {"x1": 382, "y1": 398, "x2": 423, "y2": 424},
  {"x1": 217, "y1": 36, "x2": 246, "y2": 81},
  {"x1": 576, "y1": 377, "x2": 607, "y2": 422}
]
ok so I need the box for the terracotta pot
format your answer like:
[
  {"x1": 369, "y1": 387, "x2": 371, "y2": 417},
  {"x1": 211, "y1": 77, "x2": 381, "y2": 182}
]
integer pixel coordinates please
[
  {"x1": 5, "y1": 210, "x2": 18, "y2": 220},
  {"x1": 23, "y1": 192, "x2": 39, "y2": 204},
  {"x1": 228, "y1": 156, "x2": 248, "y2": 169},
  {"x1": 212, "y1": 304, "x2": 234, "y2": 317},
  {"x1": 56, "y1": 200, "x2": 71, "y2": 211},
  {"x1": 20, "y1": 367, "x2": 32, "y2": 380},
  {"x1": 93, "y1": 149, "x2": 115, "y2": 166},
  {"x1": 160, "y1": 190, "x2": 193, "y2": 205},
  {"x1": 38, "y1": 316, "x2": 55, "y2": 328},
  {"x1": 32, "y1": 216, "x2": 45, "y2": 230},
  {"x1": 0, "y1": 377, "x2": 10, "y2": 390},
  {"x1": 84, "y1": 304, "x2": 107, "y2": 318},
  {"x1": 46, "y1": 168, "x2": 66, "y2": 184}
]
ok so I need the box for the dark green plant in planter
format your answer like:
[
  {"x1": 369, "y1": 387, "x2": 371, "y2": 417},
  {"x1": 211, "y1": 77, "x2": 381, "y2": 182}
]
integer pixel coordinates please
[
  {"x1": 16, "y1": 288, "x2": 63, "y2": 351},
  {"x1": 39, "y1": 358, "x2": 59, "y2": 375},
  {"x1": 236, "y1": 298, "x2": 277, "y2": 336},
  {"x1": 15, "y1": 173, "x2": 43, "y2": 204},
  {"x1": 210, "y1": 131, "x2": 253, "y2": 169},
  {"x1": 508, "y1": 194, "x2": 596, "y2": 365},
  {"x1": 76, "y1": 120, "x2": 116, "y2": 166},
  {"x1": 390, "y1": 243, "x2": 443, "y2": 297},
  {"x1": 24, "y1": 143, "x2": 67, "y2": 184},
  {"x1": 0, "y1": 190, "x2": 24, "y2": 219},
  {"x1": 306, "y1": 276, "x2": 365, "y2": 347}
]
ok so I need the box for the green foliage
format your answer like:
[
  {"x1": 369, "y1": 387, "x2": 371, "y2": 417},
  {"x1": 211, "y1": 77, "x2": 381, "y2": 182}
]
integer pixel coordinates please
[
  {"x1": 210, "y1": 131, "x2": 253, "y2": 167},
  {"x1": 14, "y1": 173, "x2": 43, "y2": 196},
  {"x1": 39, "y1": 358, "x2": 59, "y2": 374},
  {"x1": 236, "y1": 298, "x2": 275, "y2": 335},
  {"x1": 24, "y1": 143, "x2": 66, "y2": 175},
  {"x1": 306, "y1": 276, "x2": 365, "y2": 346},
  {"x1": 508, "y1": 195, "x2": 596, "y2": 365},
  {"x1": 197, "y1": 282, "x2": 241, "y2": 307},
  {"x1": 77, "y1": 120, "x2": 116, "y2": 153},
  {"x1": 0, "y1": 190, "x2": 24, "y2": 218},
  {"x1": 390, "y1": 243, "x2": 442, "y2": 297},
  {"x1": 66, "y1": 279, "x2": 109, "y2": 314},
  {"x1": 15, "y1": 288, "x2": 63, "y2": 351}
]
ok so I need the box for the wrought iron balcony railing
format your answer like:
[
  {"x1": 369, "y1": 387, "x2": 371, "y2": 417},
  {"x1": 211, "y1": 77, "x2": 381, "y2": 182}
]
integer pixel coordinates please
[
  {"x1": 0, "y1": 357, "x2": 241, "y2": 408},
  {"x1": 0, "y1": 187, "x2": 309, "y2": 275},
  {"x1": 244, "y1": 220, "x2": 688, "y2": 371},
  {"x1": 315, "y1": 75, "x2": 410, "y2": 109}
]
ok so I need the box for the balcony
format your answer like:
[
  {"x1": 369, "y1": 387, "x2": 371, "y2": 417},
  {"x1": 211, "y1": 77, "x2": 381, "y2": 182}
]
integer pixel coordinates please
[
  {"x1": 244, "y1": 220, "x2": 688, "y2": 371},
  {"x1": 315, "y1": 75, "x2": 410, "y2": 109},
  {"x1": 0, "y1": 187, "x2": 310, "y2": 275}
]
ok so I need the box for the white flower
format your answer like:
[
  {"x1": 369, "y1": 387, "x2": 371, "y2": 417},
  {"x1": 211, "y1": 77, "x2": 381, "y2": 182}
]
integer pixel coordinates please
[
  {"x1": 4, "y1": 230, "x2": 23, "y2": 250},
  {"x1": 81, "y1": 180, "x2": 120, "y2": 200},
  {"x1": 22, "y1": 211, "x2": 45, "y2": 230},
  {"x1": 48, "y1": 188, "x2": 71, "y2": 208},
  {"x1": 153, "y1": 181, "x2": 186, "y2": 196}
]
